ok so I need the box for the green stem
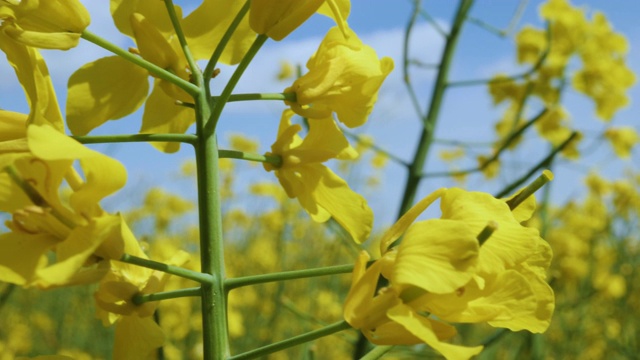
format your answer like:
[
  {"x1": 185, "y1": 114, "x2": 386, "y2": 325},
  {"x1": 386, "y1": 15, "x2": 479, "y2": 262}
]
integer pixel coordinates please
[
  {"x1": 163, "y1": 0, "x2": 199, "y2": 85},
  {"x1": 225, "y1": 263, "x2": 358, "y2": 291},
  {"x1": 448, "y1": 21, "x2": 549, "y2": 87},
  {"x1": 133, "y1": 287, "x2": 201, "y2": 305},
  {"x1": 342, "y1": 129, "x2": 410, "y2": 167},
  {"x1": 194, "y1": 77, "x2": 228, "y2": 360},
  {"x1": 204, "y1": 0, "x2": 251, "y2": 80},
  {"x1": 71, "y1": 133, "x2": 197, "y2": 145},
  {"x1": 403, "y1": 1, "x2": 425, "y2": 119},
  {"x1": 495, "y1": 131, "x2": 578, "y2": 198},
  {"x1": 396, "y1": 0, "x2": 474, "y2": 218},
  {"x1": 228, "y1": 321, "x2": 352, "y2": 360},
  {"x1": 223, "y1": 92, "x2": 296, "y2": 102},
  {"x1": 119, "y1": 254, "x2": 213, "y2": 284},
  {"x1": 206, "y1": 34, "x2": 269, "y2": 136},
  {"x1": 421, "y1": 107, "x2": 548, "y2": 178},
  {"x1": 219, "y1": 150, "x2": 282, "y2": 167},
  {"x1": 81, "y1": 30, "x2": 199, "y2": 96},
  {"x1": 360, "y1": 346, "x2": 395, "y2": 360}
]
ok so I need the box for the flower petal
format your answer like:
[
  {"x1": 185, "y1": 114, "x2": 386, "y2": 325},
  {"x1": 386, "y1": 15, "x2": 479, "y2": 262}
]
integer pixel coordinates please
[
  {"x1": 66, "y1": 56, "x2": 149, "y2": 135},
  {"x1": 393, "y1": 219, "x2": 479, "y2": 294},
  {"x1": 387, "y1": 303, "x2": 484, "y2": 360}
]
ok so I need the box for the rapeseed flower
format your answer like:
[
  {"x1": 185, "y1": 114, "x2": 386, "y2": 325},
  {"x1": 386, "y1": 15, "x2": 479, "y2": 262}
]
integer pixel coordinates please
[
  {"x1": 285, "y1": 26, "x2": 394, "y2": 128},
  {"x1": 67, "y1": 0, "x2": 255, "y2": 152},
  {"x1": 263, "y1": 109, "x2": 373, "y2": 243},
  {"x1": 345, "y1": 185, "x2": 554, "y2": 359},
  {"x1": 0, "y1": 125, "x2": 130, "y2": 288}
]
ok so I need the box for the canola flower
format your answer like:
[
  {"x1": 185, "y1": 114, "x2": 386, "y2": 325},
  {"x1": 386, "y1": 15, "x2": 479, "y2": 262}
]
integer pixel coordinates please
[
  {"x1": 0, "y1": 124, "x2": 130, "y2": 288},
  {"x1": 0, "y1": 0, "x2": 90, "y2": 49},
  {"x1": 285, "y1": 26, "x2": 394, "y2": 128},
  {"x1": 66, "y1": 0, "x2": 255, "y2": 152},
  {"x1": 345, "y1": 173, "x2": 555, "y2": 359},
  {"x1": 263, "y1": 109, "x2": 373, "y2": 243}
]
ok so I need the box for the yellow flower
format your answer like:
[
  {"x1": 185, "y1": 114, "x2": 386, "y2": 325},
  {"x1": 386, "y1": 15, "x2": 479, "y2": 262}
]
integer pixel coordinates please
[
  {"x1": 250, "y1": 0, "x2": 350, "y2": 41},
  {"x1": 0, "y1": 0, "x2": 90, "y2": 49},
  {"x1": 67, "y1": 0, "x2": 255, "y2": 152},
  {"x1": 345, "y1": 186, "x2": 554, "y2": 359},
  {"x1": 263, "y1": 109, "x2": 373, "y2": 243},
  {"x1": 0, "y1": 125, "x2": 129, "y2": 288},
  {"x1": 0, "y1": 31, "x2": 64, "y2": 132},
  {"x1": 604, "y1": 126, "x2": 639, "y2": 159},
  {"x1": 285, "y1": 27, "x2": 394, "y2": 128},
  {"x1": 94, "y1": 238, "x2": 189, "y2": 360}
]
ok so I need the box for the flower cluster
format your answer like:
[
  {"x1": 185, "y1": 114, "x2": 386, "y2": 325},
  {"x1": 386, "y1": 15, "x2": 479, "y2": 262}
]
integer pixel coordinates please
[
  {"x1": 344, "y1": 180, "x2": 555, "y2": 359},
  {"x1": 486, "y1": 0, "x2": 635, "y2": 166}
]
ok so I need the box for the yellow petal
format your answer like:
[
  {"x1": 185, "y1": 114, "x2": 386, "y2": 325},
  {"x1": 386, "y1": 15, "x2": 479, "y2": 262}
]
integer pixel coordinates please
[
  {"x1": 27, "y1": 125, "x2": 128, "y2": 215},
  {"x1": 303, "y1": 165, "x2": 373, "y2": 243},
  {"x1": 183, "y1": 0, "x2": 255, "y2": 64},
  {"x1": 0, "y1": 232, "x2": 55, "y2": 285},
  {"x1": 3, "y1": 25, "x2": 82, "y2": 50},
  {"x1": 393, "y1": 219, "x2": 479, "y2": 294},
  {"x1": 250, "y1": 0, "x2": 323, "y2": 41},
  {"x1": 66, "y1": 56, "x2": 149, "y2": 135},
  {"x1": 387, "y1": 304, "x2": 484, "y2": 360},
  {"x1": 113, "y1": 316, "x2": 165, "y2": 360},
  {"x1": 289, "y1": 27, "x2": 394, "y2": 127},
  {"x1": 317, "y1": 0, "x2": 351, "y2": 38},
  {"x1": 379, "y1": 188, "x2": 445, "y2": 254},
  {"x1": 291, "y1": 116, "x2": 357, "y2": 162},
  {"x1": 0, "y1": 110, "x2": 27, "y2": 141},
  {"x1": 440, "y1": 188, "x2": 538, "y2": 274},
  {"x1": 110, "y1": 0, "x2": 181, "y2": 38},
  {"x1": 140, "y1": 83, "x2": 196, "y2": 153},
  {"x1": 0, "y1": 32, "x2": 64, "y2": 131},
  {"x1": 2, "y1": 0, "x2": 89, "y2": 49},
  {"x1": 130, "y1": 13, "x2": 180, "y2": 70}
]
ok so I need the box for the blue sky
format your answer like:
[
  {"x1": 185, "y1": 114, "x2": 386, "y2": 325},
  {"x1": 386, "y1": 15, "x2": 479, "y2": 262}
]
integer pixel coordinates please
[{"x1": 1, "y1": 1, "x2": 638, "y2": 229}]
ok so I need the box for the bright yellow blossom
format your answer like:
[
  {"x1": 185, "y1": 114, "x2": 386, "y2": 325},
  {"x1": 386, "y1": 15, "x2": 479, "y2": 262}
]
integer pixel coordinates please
[
  {"x1": 67, "y1": 0, "x2": 255, "y2": 152},
  {"x1": 250, "y1": 0, "x2": 350, "y2": 41},
  {"x1": 263, "y1": 109, "x2": 373, "y2": 243},
  {"x1": 94, "y1": 237, "x2": 189, "y2": 360},
  {"x1": 345, "y1": 186, "x2": 554, "y2": 359},
  {"x1": 285, "y1": 27, "x2": 394, "y2": 128},
  {"x1": 0, "y1": 0, "x2": 90, "y2": 49},
  {"x1": 0, "y1": 125, "x2": 130, "y2": 288}
]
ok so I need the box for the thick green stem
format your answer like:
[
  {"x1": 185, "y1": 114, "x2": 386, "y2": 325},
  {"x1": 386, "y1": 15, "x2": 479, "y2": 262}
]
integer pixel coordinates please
[
  {"x1": 81, "y1": 31, "x2": 199, "y2": 96},
  {"x1": 396, "y1": 0, "x2": 474, "y2": 218},
  {"x1": 225, "y1": 263, "x2": 357, "y2": 291},
  {"x1": 228, "y1": 320, "x2": 352, "y2": 360},
  {"x1": 205, "y1": 34, "x2": 269, "y2": 136},
  {"x1": 194, "y1": 98, "x2": 228, "y2": 359}
]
